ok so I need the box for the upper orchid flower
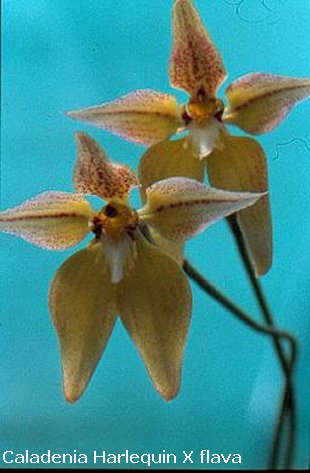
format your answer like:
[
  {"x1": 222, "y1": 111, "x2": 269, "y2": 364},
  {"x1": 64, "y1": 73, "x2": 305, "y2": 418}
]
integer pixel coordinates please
[
  {"x1": 67, "y1": 0, "x2": 310, "y2": 277},
  {"x1": 0, "y1": 133, "x2": 263, "y2": 403}
]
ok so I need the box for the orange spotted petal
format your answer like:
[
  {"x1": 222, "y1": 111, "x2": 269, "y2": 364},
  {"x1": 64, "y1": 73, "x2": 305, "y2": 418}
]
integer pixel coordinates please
[
  {"x1": 0, "y1": 191, "x2": 93, "y2": 250},
  {"x1": 139, "y1": 177, "x2": 264, "y2": 242},
  {"x1": 224, "y1": 73, "x2": 310, "y2": 134},
  {"x1": 207, "y1": 133, "x2": 271, "y2": 276},
  {"x1": 74, "y1": 133, "x2": 139, "y2": 202},
  {"x1": 68, "y1": 90, "x2": 182, "y2": 146},
  {"x1": 170, "y1": 0, "x2": 227, "y2": 97}
]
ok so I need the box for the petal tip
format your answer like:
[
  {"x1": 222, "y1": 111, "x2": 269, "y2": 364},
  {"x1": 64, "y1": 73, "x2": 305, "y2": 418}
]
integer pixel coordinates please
[
  {"x1": 74, "y1": 131, "x2": 92, "y2": 144},
  {"x1": 256, "y1": 263, "x2": 271, "y2": 278},
  {"x1": 156, "y1": 371, "x2": 181, "y2": 402},
  {"x1": 66, "y1": 109, "x2": 89, "y2": 122},
  {"x1": 161, "y1": 384, "x2": 180, "y2": 402},
  {"x1": 64, "y1": 383, "x2": 83, "y2": 404},
  {"x1": 65, "y1": 110, "x2": 78, "y2": 119}
]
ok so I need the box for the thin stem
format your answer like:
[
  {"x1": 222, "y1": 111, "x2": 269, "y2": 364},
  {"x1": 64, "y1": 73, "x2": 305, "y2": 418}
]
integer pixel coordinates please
[
  {"x1": 270, "y1": 383, "x2": 296, "y2": 469},
  {"x1": 183, "y1": 258, "x2": 298, "y2": 469},
  {"x1": 226, "y1": 214, "x2": 298, "y2": 469},
  {"x1": 285, "y1": 388, "x2": 297, "y2": 468},
  {"x1": 227, "y1": 215, "x2": 294, "y2": 376},
  {"x1": 183, "y1": 259, "x2": 296, "y2": 360}
]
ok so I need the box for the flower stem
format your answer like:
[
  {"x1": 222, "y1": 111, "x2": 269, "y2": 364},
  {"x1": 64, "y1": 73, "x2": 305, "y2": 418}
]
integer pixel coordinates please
[
  {"x1": 183, "y1": 259, "x2": 296, "y2": 355},
  {"x1": 270, "y1": 383, "x2": 296, "y2": 469},
  {"x1": 183, "y1": 258, "x2": 297, "y2": 470},
  {"x1": 226, "y1": 215, "x2": 292, "y2": 376},
  {"x1": 226, "y1": 214, "x2": 298, "y2": 469}
]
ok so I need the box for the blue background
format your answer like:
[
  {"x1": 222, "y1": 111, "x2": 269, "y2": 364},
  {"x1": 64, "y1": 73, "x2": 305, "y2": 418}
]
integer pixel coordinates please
[{"x1": 1, "y1": 0, "x2": 309, "y2": 469}]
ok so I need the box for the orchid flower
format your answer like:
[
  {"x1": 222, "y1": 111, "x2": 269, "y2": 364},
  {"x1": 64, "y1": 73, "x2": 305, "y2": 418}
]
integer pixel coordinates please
[
  {"x1": 67, "y1": 0, "x2": 310, "y2": 276},
  {"x1": 0, "y1": 133, "x2": 264, "y2": 403}
]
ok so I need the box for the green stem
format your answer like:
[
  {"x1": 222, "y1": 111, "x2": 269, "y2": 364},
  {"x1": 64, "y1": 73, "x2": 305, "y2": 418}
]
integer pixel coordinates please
[
  {"x1": 226, "y1": 214, "x2": 298, "y2": 469},
  {"x1": 183, "y1": 258, "x2": 297, "y2": 470},
  {"x1": 183, "y1": 259, "x2": 296, "y2": 360},
  {"x1": 227, "y1": 215, "x2": 293, "y2": 377},
  {"x1": 270, "y1": 383, "x2": 296, "y2": 469}
]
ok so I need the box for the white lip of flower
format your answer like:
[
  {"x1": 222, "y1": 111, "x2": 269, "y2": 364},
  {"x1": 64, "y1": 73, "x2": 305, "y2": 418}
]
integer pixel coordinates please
[
  {"x1": 189, "y1": 118, "x2": 223, "y2": 159},
  {"x1": 99, "y1": 231, "x2": 137, "y2": 284}
]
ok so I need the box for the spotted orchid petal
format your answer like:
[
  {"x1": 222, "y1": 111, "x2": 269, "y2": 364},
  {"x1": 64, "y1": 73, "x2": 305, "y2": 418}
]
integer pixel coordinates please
[
  {"x1": 223, "y1": 73, "x2": 310, "y2": 134},
  {"x1": 0, "y1": 191, "x2": 93, "y2": 250},
  {"x1": 207, "y1": 133, "x2": 271, "y2": 276},
  {"x1": 139, "y1": 177, "x2": 264, "y2": 242},
  {"x1": 138, "y1": 137, "x2": 205, "y2": 199},
  {"x1": 118, "y1": 231, "x2": 191, "y2": 401},
  {"x1": 49, "y1": 244, "x2": 117, "y2": 403},
  {"x1": 68, "y1": 90, "x2": 182, "y2": 146},
  {"x1": 74, "y1": 133, "x2": 138, "y2": 202},
  {"x1": 170, "y1": 0, "x2": 227, "y2": 97}
]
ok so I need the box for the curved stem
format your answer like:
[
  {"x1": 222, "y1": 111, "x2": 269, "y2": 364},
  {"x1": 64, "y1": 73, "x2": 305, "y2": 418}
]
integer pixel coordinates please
[
  {"x1": 183, "y1": 257, "x2": 298, "y2": 469},
  {"x1": 226, "y1": 214, "x2": 298, "y2": 469},
  {"x1": 183, "y1": 259, "x2": 296, "y2": 360},
  {"x1": 227, "y1": 215, "x2": 292, "y2": 377}
]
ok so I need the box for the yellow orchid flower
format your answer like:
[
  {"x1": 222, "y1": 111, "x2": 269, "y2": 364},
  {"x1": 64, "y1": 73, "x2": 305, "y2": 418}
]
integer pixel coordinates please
[
  {"x1": 0, "y1": 133, "x2": 264, "y2": 404},
  {"x1": 67, "y1": 0, "x2": 310, "y2": 277}
]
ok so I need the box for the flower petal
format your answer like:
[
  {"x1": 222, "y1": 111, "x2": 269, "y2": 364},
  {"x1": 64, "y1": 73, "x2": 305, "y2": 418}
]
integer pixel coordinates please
[
  {"x1": 138, "y1": 137, "x2": 205, "y2": 194},
  {"x1": 189, "y1": 119, "x2": 223, "y2": 158},
  {"x1": 207, "y1": 133, "x2": 271, "y2": 276},
  {"x1": 74, "y1": 132, "x2": 138, "y2": 202},
  {"x1": 139, "y1": 177, "x2": 263, "y2": 242},
  {"x1": 224, "y1": 73, "x2": 310, "y2": 134},
  {"x1": 68, "y1": 90, "x2": 182, "y2": 146},
  {"x1": 138, "y1": 138, "x2": 203, "y2": 264},
  {"x1": 170, "y1": 0, "x2": 227, "y2": 97},
  {"x1": 143, "y1": 226, "x2": 185, "y2": 266},
  {"x1": 0, "y1": 191, "x2": 93, "y2": 250},
  {"x1": 100, "y1": 232, "x2": 137, "y2": 284},
  {"x1": 118, "y1": 231, "x2": 192, "y2": 401},
  {"x1": 49, "y1": 244, "x2": 117, "y2": 403}
]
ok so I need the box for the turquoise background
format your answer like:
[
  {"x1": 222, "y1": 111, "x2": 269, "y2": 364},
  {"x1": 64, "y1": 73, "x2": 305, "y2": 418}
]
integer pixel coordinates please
[{"x1": 1, "y1": 0, "x2": 309, "y2": 469}]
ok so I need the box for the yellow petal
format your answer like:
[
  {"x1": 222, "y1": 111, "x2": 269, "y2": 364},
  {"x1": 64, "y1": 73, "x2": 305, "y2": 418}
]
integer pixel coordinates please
[
  {"x1": 170, "y1": 0, "x2": 227, "y2": 97},
  {"x1": 74, "y1": 132, "x2": 138, "y2": 202},
  {"x1": 49, "y1": 244, "x2": 117, "y2": 403},
  {"x1": 207, "y1": 133, "x2": 271, "y2": 276},
  {"x1": 139, "y1": 137, "x2": 205, "y2": 197},
  {"x1": 145, "y1": 226, "x2": 185, "y2": 266},
  {"x1": 139, "y1": 177, "x2": 263, "y2": 242},
  {"x1": 0, "y1": 191, "x2": 93, "y2": 250},
  {"x1": 67, "y1": 90, "x2": 182, "y2": 146},
  {"x1": 224, "y1": 73, "x2": 310, "y2": 134},
  {"x1": 138, "y1": 138, "x2": 204, "y2": 265},
  {"x1": 118, "y1": 231, "x2": 192, "y2": 401}
]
